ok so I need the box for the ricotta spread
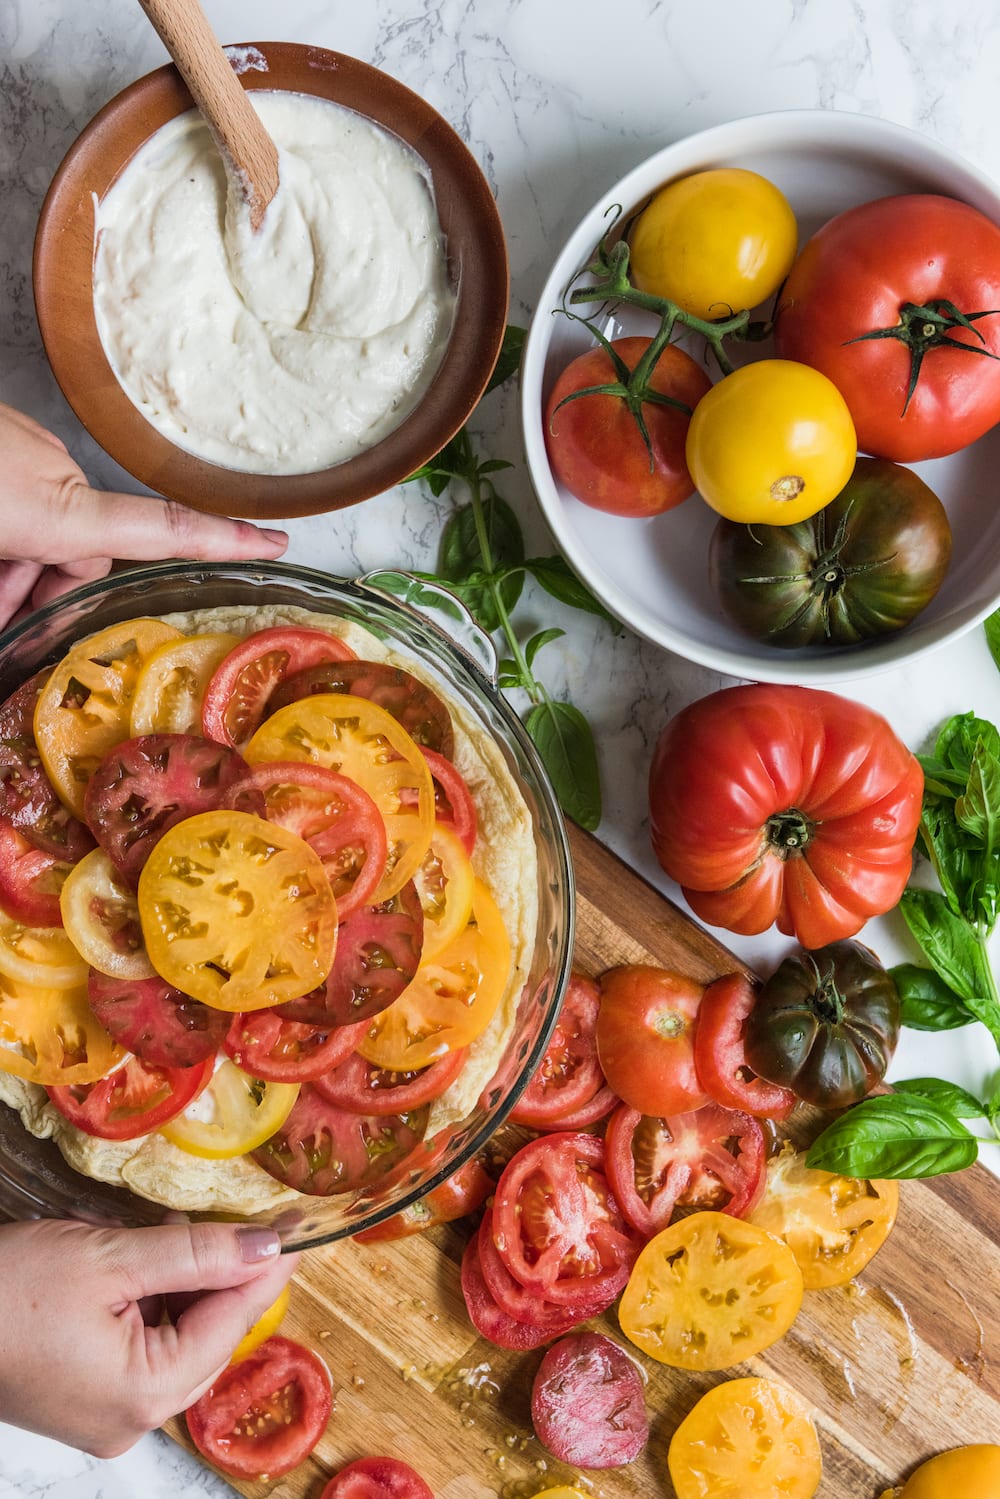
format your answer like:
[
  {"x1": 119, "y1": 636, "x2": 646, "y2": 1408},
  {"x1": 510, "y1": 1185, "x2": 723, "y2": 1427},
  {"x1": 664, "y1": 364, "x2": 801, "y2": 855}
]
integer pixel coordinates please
[{"x1": 92, "y1": 92, "x2": 455, "y2": 475}]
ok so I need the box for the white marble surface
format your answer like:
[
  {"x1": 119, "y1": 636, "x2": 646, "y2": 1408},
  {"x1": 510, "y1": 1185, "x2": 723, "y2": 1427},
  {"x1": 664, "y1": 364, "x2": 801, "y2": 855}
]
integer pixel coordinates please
[{"x1": 3, "y1": 0, "x2": 1000, "y2": 1492}]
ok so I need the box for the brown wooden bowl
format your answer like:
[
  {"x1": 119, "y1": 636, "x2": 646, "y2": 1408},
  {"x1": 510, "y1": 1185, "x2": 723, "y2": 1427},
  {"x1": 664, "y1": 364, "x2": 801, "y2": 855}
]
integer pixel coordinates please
[{"x1": 33, "y1": 42, "x2": 509, "y2": 519}]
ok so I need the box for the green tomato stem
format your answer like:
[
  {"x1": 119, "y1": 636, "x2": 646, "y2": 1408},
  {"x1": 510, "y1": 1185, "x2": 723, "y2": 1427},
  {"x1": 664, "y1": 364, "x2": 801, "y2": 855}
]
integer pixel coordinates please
[{"x1": 467, "y1": 468, "x2": 542, "y2": 706}]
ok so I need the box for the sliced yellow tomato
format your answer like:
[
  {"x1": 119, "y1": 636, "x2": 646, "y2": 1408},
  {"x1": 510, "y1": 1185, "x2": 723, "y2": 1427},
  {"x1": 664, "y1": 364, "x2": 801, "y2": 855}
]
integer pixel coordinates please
[
  {"x1": 230, "y1": 1282, "x2": 291, "y2": 1364},
  {"x1": 159, "y1": 1059, "x2": 299, "y2": 1158},
  {"x1": 245, "y1": 693, "x2": 434, "y2": 900},
  {"x1": 0, "y1": 972, "x2": 124, "y2": 1084},
  {"x1": 0, "y1": 911, "x2": 88, "y2": 989},
  {"x1": 60, "y1": 847, "x2": 155, "y2": 981},
  {"x1": 358, "y1": 878, "x2": 512, "y2": 1070},
  {"x1": 668, "y1": 1376, "x2": 822, "y2": 1499},
  {"x1": 33, "y1": 618, "x2": 182, "y2": 816},
  {"x1": 413, "y1": 822, "x2": 475, "y2": 961},
  {"x1": 130, "y1": 631, "x2": 241, "y2": 735},
  {"x1": 749, "y1": 1142, "x2": 899, "y2": 1289},
  {"x1": 138, "y1": 810, "x2": 337, "y2": 1011}
]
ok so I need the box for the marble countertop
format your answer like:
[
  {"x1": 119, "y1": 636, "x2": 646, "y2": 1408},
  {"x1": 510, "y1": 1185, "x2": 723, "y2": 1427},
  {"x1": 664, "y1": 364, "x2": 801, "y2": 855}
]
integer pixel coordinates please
[{"x1": 3, "y1": 0, "x2": 1000, "y2": 1493}]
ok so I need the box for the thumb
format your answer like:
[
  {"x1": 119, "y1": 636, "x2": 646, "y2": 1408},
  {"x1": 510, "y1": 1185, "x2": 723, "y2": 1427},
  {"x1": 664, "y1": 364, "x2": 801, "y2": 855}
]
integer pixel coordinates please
[{"x1": 67, "y1": 483, "x2": 289, "y2": 563}]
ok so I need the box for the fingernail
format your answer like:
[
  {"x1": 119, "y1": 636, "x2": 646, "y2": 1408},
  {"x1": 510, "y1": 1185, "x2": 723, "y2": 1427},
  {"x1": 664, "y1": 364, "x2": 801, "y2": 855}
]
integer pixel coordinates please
[
  {"x1": 261, "y1": 528, "x2": 288, "y2": 546},
  {"x1": 236, "y1": 1226, "x2": 282, "y2": 1262}
]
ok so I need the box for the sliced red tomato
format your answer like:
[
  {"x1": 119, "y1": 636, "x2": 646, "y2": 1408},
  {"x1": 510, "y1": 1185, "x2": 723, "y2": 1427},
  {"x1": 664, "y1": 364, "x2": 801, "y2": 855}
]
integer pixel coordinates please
[
  {"x1": 510, "y1": 972, "x2": 612, "y2": 1130},
  {"x1": 237, "y1": 761, "x2": 387, "y2": 920},
  {"x1": 47, "y1": 1053, "x2": 213, "y2": 1141},
  {"x1": 354, "y1": 1156, "x2": 494, "y2": 1242},
  {"x1": 460, "y1": 1228, "x2": 580, "y2": 1351},
  {"x1": 87, "y1": 970, "x2": 229, "y2": 1069},
  {"x1": 420, "y1": 747, "x2": 477, "y2": 855},
  {"x1": 694, "y1": 972, "x2": 797, "y2": 1120},
  {"x1": 186, "y1": 1334, "x2": 332, "y2": 1481},
  {"x1": 491, "y1": 1132, "x2": 640, "y2": 1309},
  {"x1": 271, "y1": 659, "x2": 454, "y2": 759},
  {"x1": 252, "y1": 1083, "x2": 428, "y2": 1196},
  {"x1": 0, "y1": 671, "x2": 95, "y2": 860},
  {"x1": 0, "y1": 823, "x2": 71, "y2": 926},
  {"x1": 596, "y1": 965, "x2": 709, "y2": 1116},
  {"x1": 478, "y1": 1208, "x2": 613, "y2": 1325},
  {"x1": 319, "y1": 1458, "x2": 435, "y2": 1499},
  {"x1": 604, "y1": 1102, "x2": 767, "y2": 1237},
  {"x1": 223, "y1": 1009, "x2": 368, "y2": 1083},
  {"x1": 202, "y1": 626, "x2": 357, "y2": 749},
  {"x1": 312, "y1": 1046, "x2": 466, "y2": 1115},
  {"x1": 531, "y1": 1332, "x2": 649, "y2": 1469},
  {"x1": 83, "y1": 734, "x2": 263, "y2": 887}
]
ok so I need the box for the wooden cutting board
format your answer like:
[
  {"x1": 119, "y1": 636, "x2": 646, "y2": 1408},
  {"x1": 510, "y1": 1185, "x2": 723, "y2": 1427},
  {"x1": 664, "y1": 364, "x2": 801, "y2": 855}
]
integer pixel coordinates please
[{"x1": 166, "y1": 823, "x2": 1000, "y2": 1498}]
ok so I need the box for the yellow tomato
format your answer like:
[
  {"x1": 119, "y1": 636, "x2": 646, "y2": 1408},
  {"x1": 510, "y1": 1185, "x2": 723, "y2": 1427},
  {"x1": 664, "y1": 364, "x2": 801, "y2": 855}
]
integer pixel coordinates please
[
  {"x1": 33, "y1": 618, "x2": 182, "y2": 817},
  {"x1": 0, "y1": 972, "x2": 124, "y2": 1085},
  {"x1": 245, "y1": 693, "x2": 435, "y2": 901},
  {"x1": 229, "y1": 1282, "x2": 291, "y2": 1364},
  {"x1": 60, "y1": 847, "x2": 155, "y2": 981},
  {"x1": 0, "y1": 911, "x2": 88, "y2": 989},
  {"x1": 159, "y1": 1060, "x2": 300, "y2": 1158},
  {"x1": 750, "y1": 1143, "x2": 898, "y2": 1289},
  {"x1": 891, "y1": 1446, "x2": 1000, "y2": 1499},
  {"x1": 668, "y1": 1377, "x2": 822, "y2": 1499},
  {"x1": 629, "y1": 168, "x2": 798, "y2": 320},
  {"x1": 686, "y1": 359, "x2": 857, "y2": 524},
  {"x1": 130, "y1": 632, "x2": 240, "y2": 735},
  {"x1": 413, "y1": 822, "x2": 475, "y2": 961}
]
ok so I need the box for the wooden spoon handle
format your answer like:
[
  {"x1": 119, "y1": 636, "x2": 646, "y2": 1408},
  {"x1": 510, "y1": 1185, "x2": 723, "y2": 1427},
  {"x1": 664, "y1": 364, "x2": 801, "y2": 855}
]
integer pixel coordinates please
[{"x1": 137, "y1": 0, "x2": 279, "y2": 229}]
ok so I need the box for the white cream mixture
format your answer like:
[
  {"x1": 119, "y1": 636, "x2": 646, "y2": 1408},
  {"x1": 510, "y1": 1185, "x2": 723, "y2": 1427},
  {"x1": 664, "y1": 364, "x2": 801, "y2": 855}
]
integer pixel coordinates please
[{"x1": 92, "y1": 91, "x2": 455, "y2": 474}]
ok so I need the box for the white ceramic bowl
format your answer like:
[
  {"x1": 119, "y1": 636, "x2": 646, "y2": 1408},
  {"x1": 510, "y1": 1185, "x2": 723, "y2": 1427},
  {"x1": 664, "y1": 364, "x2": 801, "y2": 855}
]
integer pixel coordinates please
[{"x1": 521, "y1": 109, "x2": 1000, "y2": 684}]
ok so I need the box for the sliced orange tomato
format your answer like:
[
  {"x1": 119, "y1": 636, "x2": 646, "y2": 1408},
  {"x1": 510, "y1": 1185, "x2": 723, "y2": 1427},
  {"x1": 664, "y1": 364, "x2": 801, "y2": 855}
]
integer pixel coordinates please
[
  {"x1": 159, "y1": 1059, "x2": 300, "y2": 1158},
  {"x1": 668, "y1": 1376, "x2": 822, "y2": 1499},
  {"x1": 33, "y1": 618, "x2": 182, "y2": 816},
  {"x1": 230, "y1": 1283, "x2": 291, "y2": 1364},
  {"x1": 245, "y1": 693, "x2": 434, "y2": 901},
  {"x1": 60, "y1": 848, "x2": 155, "y2": 981},
  {"x1": 618, "y1": 1209, "x2": 803, "y2": 1370},
  {"x1": 138, "y1": 810, "x2": 337, "y2": 1012},
  {"x1": 750, "y1": 1142, "x2": 899, "y2": 1289},
  {"x1": 412, "y1": 822, "x2": 475, "y2": 961},
  {"x1": 130, "y1": 632, "x2": 241, "y2": 735},
  {"x1": 0, "y1": 911, "x2": 88, "y2": 989},
  {"x1": 358, "y1": 878, "x2": 512, "y2": 1071},
  {"x1": 0, "y1": 973, "x2": 124, "y2": 1085},
  {"x1": 887, "y1": 1446, "x2": 1000, "y2": 1499}
]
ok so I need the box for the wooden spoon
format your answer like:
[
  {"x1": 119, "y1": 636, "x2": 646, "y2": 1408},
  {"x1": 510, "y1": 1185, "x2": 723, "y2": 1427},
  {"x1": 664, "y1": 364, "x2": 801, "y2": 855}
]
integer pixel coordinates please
[{"x1": 136, "y1": 0, "x2": 279, "y2": 230}]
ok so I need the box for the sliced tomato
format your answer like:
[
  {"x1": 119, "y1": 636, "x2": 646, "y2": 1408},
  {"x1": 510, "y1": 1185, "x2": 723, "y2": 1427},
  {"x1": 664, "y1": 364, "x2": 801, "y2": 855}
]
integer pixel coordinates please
[
  {"x1": 420, "y1": 747, "x2": 477, "y2": 855},
  {"x1": 159, "y1": 1060, "x2": 300, "y2": 1159},
  {"x1": 60, "y1": 847, "x2": 154, "y2": 981},
  {"x1": 237, "y1": 761, "x2": 387, "y2": 920},
  {"x1": 319, "y1": 1457, "x2": 435, "y2": 1499},
  {"x1": 223, "y1": 1009, "x2": 368, "y2": 1083},
  {"x1": 47, "y1": 1053, "x2": 213, "y2": 1141},
  {"x1": 186, "y1": 1334, "x2": 332, "y2": 1481},
  {"x1": 0, "y1": 973, "x2": 124, "y2": 1085},
  {"x1": 354, "y1": 1156, "x2": 494, "y2": 1242},
  {"x1": 491, "y1": 1132, "x2": 640, "y2": 1310},
  {"x1": 478, "y1": 1208, "x2": 613, "y2": 1325},
  {"x1": 202, "y1": 626, "x2": 357, "y2": 749},
  {"x1": 230, "y1": 1283, "x2": 290, "y2": 1366},
  {"x1": 460, "y1": 1227, "x2": 580, "y2": 1351},
  {"x1": 0, "y1": 670, "x2": 95, "y2": 859},
  {"x1": 0, "y1": 911, "x2": 88, "y2": 989},
  {"x1": 509, "y1": 973, "x2": 611, "y2": 1130},
  {"x1": 412, "y1": 822, "x2": 474, "y2": 961},
  {"x1": 130, "y1": 632, "x2": 240, "y2": 736},
  {"x1": 531, "y1": 1333, "x2": 649, "y2": 1469},
  {"x1": 0, "y1": 823, "x2": 72, "y2": 927},
  {"x1": 252, "y1": 1083, "x2": 427, "y2": 1197},
  {"x1": 668, "y1": 1376, "x2": 822, "y2": 1499},
  {"x1": 270, "y1": 658, "x2": 454, "y2": 758},
  {"x1": 694, "y1": 972, "x2": 797, "y2": 1120},
  {"x1": 86, "y1": 971, "x2": 229, "y2": 1069},
  {"x1": 604, "y1": 1102, "x2": 767, "y2": 1237},
  {"x1": 84, "y1": 734, "x2": 263, "y2": 888},
  {"x1": 312, "y1": 1046, "x2": 466, "y2": 1115}
]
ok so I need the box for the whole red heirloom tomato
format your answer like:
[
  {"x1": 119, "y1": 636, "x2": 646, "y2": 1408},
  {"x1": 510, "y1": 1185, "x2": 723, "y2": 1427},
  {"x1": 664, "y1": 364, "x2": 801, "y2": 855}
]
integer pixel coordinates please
[
  {"x1": 595, "y1": 965, "x2": 709, "y2": 1116},
  {"x1": 774, "y1": 193, "x2": 1000, "y2": 462},
  {"x1": 544, "y1": 335, "x2": 712, "y2": 516},
  {"x1": 649, "y1": 684, "x2": 923, "y2": 949}
]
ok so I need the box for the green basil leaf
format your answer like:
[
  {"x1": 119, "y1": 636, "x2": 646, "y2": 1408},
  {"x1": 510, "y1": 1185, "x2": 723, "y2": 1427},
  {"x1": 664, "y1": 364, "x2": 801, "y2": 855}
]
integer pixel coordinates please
[
  {"x1": 891, "y1": 963, "x2": 973, "y2": 1031},
  {"x1": 524, "y1": 699, "x2": 601, "y2": 830},
  {"x1": 955, "y1": 736, "x2": 1000, "y2": 853},
  {"x1": 806, "y1": 1094, "x2": 980, "y2": 1179},
  {"x1": 986, "y1": 607, "x2": 1000, "y2": 675},
  {"x1": 362, "y1": 570, "x2": 467, "y2": 624},
  {"x1": 893, "y1": 1077, "x2": 987, "y2": 1119},
  {"x1": 524, "y1": 628, "x2": 565, "y2": 669},
  {"x1": 524, "y1": 555, "x2": 619, "y2": 623},
  {"x1": 899, "y1": 888, "x2": 992, "y2": 1005},
  {"x1": 406, "y1": 429, "x2": 476, "y2": 492},
  {"x1": 438, "y1": 497, "x2": 525, "y2": 630},
  {"x1": 485, "y1": 325, "x2": 527, "y2": 395},
  {"x1": 934, "y1": 713, "x2": 1000, "y2": 780},
  {"x1": 478, "y1": 458, "x2": 514, "y2": 476}
]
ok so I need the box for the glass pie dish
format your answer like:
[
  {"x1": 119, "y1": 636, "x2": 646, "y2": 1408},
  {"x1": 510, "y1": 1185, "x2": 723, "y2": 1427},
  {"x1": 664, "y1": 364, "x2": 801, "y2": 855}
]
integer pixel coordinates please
[{"x1": 0, "y1": 560, "x2": 574, "y2": 1249}]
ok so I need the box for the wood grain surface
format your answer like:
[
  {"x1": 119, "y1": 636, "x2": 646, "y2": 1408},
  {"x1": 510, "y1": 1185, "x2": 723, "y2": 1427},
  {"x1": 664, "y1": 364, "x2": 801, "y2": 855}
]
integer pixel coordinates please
[{"x1": 166, "y1": 823, "x2": 1000, "y2": 1498}]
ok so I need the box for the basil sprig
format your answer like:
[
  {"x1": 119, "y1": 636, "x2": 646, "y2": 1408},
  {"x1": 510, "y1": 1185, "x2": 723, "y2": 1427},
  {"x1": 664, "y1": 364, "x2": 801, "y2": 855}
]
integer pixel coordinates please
[{"x1": 807, "y1": 707, "x2": 1000, "y2": 1179}]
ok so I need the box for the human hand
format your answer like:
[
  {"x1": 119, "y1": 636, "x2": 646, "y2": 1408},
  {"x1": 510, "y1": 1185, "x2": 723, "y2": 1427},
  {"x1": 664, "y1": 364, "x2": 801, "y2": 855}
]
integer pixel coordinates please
[
  {"x1": 0, "y1": 1217, "x2": 299, "y2": 1457},
  {"x1": 0, "y1": 402, "x2": 289, "y2": 627}
]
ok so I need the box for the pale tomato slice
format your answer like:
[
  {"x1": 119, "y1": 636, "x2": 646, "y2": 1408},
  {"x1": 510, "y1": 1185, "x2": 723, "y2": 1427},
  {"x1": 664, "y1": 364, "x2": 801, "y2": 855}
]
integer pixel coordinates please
[
  {"x1": 130, "y1": 632, "x2": 241, "y2": 735},
  {"x1": 138, "y1": 810, "x2": 337, "y2": 1012},
  {"x1": 668, "y1": 1376, "x2": 822, "y2": 1499},
  {"x1": 245, "y1": 693, "x2": 434, "y2": 901},
  {"x1": 0, "y1": 972, "x2": 124, "y2": 1085},
  {"x1": 358, "y1": 878, "x2": 512, "y2": 1070},
  {"x1": 0, "y1": 910, "x2": 88, "y2": 989},
  {"x1": 159, "y1": 1058, "x2": 300, "y2": 1158},
  {"x1": 60, "y1": 847, "x2": 155, "y2": 981},
  {"x1": 413, "y1": 822, "x2": 475, "y2": 961},
  {"x1": 33, "y1": 618, "x2": 182, "y2": 817}
]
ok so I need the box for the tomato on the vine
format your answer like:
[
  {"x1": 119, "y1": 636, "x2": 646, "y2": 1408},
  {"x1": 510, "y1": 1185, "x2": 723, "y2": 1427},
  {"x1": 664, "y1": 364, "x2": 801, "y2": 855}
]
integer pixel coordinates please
[
  {"x1": 544, "y1": 336, "x2": 711, "y2": 517},
  {"x1": 595, "y1": 965, "x2": 708, "y2": 1116}
]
